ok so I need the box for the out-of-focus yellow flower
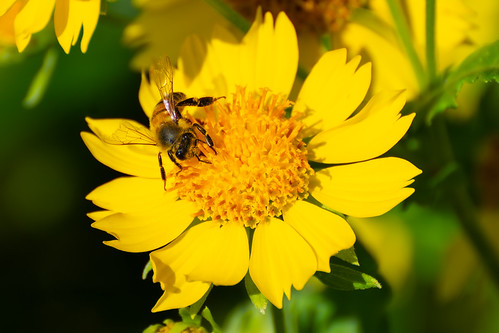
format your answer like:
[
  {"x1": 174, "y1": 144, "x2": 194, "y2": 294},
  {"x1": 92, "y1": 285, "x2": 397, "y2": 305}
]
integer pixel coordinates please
[
  {"x1": 83, "y1": 11, "x2": 420, "y2": 311},
  {"x1": 0, "y1": 0, "x2": 100, "y2": 53},
  {"x1": 124, "y1": 0, "x2": 498, "y2": 95},
  {"x1": 124, "y1": 0, "x2": 236, "y2": 69},
  {"x1": 124, "y1": 0, "x2": 366, "y2": 70},
  {"x1": 341, "y1": 0, "x2": 499, "y2": 99}
]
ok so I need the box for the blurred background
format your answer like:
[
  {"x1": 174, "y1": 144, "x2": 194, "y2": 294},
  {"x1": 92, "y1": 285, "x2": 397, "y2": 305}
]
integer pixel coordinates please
[{"x1": 1, "y1": 1, "x2": 499, "y2": 333}]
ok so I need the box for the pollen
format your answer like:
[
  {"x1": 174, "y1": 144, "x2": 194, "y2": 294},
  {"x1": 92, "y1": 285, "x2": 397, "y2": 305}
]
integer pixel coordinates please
[
  {"x1": 167, "y1": 87, "x2": 314, "y2": 228},
  {"x1": 226, "y1": 0, "x2": 365, "y2": 34}
]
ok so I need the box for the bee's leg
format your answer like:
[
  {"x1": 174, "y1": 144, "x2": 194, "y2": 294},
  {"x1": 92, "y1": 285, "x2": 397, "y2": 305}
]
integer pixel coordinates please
[
  {"x1": 176, "y1": 96, "x2": 225, "y2": 107},
  {"x1": 167, "y1": 150, "x2": 183, "y2": 174},
  {"x1": 194, "y1": 151, "x2": 212, "y2": 164},
  {"x1": 172, "y1": 92, "x2": 186, "y2": 104},
  {"x1": 158, "y1": 152, "x2": 167, "y2": 190},
  {"x1": 192, "y1": 123, "x2": 217, "y2": 155}
]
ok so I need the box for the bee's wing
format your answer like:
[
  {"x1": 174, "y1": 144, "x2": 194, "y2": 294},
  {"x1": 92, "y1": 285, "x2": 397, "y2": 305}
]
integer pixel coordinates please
[
  {"x1": 150, "y1": 56, "x2": 175, "y2": 105},
  {"x1": 101, "y1": 120, "x2": 156, "y2": 146}
]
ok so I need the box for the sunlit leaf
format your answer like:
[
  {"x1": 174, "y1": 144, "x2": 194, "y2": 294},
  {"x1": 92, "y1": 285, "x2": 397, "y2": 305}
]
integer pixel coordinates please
[
  {"x1": 202, "y1": 307, "x2": 222, "y2": 333},
  {"x1": 245, "y1": 273, "x2": 268, "y2": 314},
  {"x1": 427, "y1": 40, "x2": 499, "y2": 123},
  {"x1": 335, "y1": 247, "x2": 359, "y2": 266},
  {"x1": 316, "y1": 262, "x2": 382, "y2": 291}
]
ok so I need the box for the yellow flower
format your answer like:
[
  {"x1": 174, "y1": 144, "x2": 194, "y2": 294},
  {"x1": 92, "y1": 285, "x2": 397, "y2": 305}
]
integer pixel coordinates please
[
  {"x1": 83, "y1": 11, "x2": 421, "y2": 311},
  {"x1": 0, "y1": 0, "x2": 100, "y2": 53}
]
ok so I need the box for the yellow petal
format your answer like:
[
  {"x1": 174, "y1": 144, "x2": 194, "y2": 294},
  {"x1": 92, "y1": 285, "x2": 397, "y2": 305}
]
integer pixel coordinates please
[
  {"x1": 249, "y1": 218, "x2": 316, "y2": 308},
  {"x1": 151, "y1": 277, "x2": 211, "y2": 312},
  {"x1": 85, "y1": 117, "x2": 156, "y2": 146},
  {"x1": 309, "y1": 90, "x2": 414, "y2": 164},
  {"x1": 0, "y1": 0, "x2": 17, "y2": 16},
  {"x1": 240, "y1": 11, "x2": 298, "y2": 97},
  {"x1": 54, "y1": 0, "x2": 73, "y2": 54},
  {"x1": 0, "y1": 1, "x2": 21, "y2": 45},
  {"x1": 87, "y1": 210, "x2": 113, "y2": 221},
  {"x1": 176, "y1": 34, "x2": 209, "y2": 91},
  {"x1": 54, "y1": 0, "x2": 100, "y2": 54},
  {"x1": 78, "y1": 0, "x2": 99, "y2": 53},
  {"x1": 86, "y1": 176, "x2": 177, "y2": 213},
  {"x1": 177, "y1": 33, "x2": 237, "y2": 98},
  {"x1": 181, "y1": 11, "x2": 298, "y2": 98},
  {"x1": 310, "y1": 157, "x2": 422, "y2": 218},
  {"x1": 151, "y1": 221, "x2": 248, "y2": 286},
  {"x1": 139, "y1": 71, "x2": 159, "y2": 119},
  {"x1": 81, "y1": 132, "x2": 160, "y2": 179},
  {"x1": 341, "y1": 23, "x2": 419, "y2": 99},
  {"x1": 92, "y1": 199, "x2": 198, "y2": 253},
  {"x1": 295, "y1": 49, "x2": 371, "y2": 136},
  {"x1": 151, "y1": 246, "x2": 211, "y2": 312},
  {"x1": 284, "y1": 201, "x2": 356, "y2": 272},
  {"x1": 14, "y1": 0, "x2": 55, "y2": 52}
]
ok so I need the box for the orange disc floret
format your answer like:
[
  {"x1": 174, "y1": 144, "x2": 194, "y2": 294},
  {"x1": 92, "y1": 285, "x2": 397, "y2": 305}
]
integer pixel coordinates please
[{"x1": 167, "y1": 87, "x2": 314, "y2": 228}]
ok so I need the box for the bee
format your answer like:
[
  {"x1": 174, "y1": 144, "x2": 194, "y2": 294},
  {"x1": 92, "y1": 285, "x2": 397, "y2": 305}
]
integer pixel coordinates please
[{"x1": 104, "y1": 56, "x2": 223, "y2": 188}]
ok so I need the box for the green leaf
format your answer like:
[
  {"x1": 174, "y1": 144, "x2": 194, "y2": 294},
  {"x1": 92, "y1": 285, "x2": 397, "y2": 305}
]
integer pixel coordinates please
[
  {"x1": 426, "y1": 40, "x2": 499, "y2": 123},
  {"x1": 244, "y1": 273, "x2": 268, "y2": 314},
  {"x1": 315, "y1": 263, "x2": 382, "y2": 291},
  {"x1": 202, "y1": 307, "x2": 222, "y2": 333},
  {"x1": 335, "y1": 247, "x2": 359, "y2": 266}
]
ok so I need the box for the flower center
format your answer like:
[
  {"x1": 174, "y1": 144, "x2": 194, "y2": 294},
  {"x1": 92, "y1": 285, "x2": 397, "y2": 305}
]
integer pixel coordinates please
[
  {"x1": 226, "y1": 0, "x2": 365, "y2": 34},
  {"x1": 167, "y1": 87, "x2": 313, "y2": 228}
]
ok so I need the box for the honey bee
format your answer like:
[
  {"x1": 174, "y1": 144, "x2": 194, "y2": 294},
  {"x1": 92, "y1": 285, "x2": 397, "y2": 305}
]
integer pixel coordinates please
[{"x1": 104, "y1": 56, "x2": 223, "y2": 188}]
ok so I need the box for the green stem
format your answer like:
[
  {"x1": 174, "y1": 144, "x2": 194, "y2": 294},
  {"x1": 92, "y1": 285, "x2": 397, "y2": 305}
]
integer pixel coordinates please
[
  {"x1": 434, "y1": 117, "x2": 499, "y2": 289},
  {"x1": 271, "y1": 305, "x2": 286, "y2": 333},
  {"x1": 425, "y1": 0, "x2": 437, "y2": 80},
  {"x1": 386, "y1": 0, "x2": 427, "y2": 90},
  {"x1": 204, "y1": 0, "x2": 251, "y2": 33},
  {"x1": 23, "y1": 47, "x2": 59, "y2": 108}
]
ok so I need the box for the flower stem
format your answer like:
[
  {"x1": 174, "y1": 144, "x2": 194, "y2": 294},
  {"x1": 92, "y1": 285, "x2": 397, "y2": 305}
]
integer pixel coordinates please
[
  {"x1": 23, "y1": 47, "x2": 59, "y2": 108},
  {"x1": 425, "y1": 0, "x2": 437, "y2": 80},
  {"x1": 434, "y1": 117, "x2": 499, "y2": 288},
  {"x1": 386, "y1": 0, "x2": 427, "y2": 90},
  {"x1": 205, "y1": 0, "x2": 251, "y2": 33},
  {"x1": 271, "y1": 305, "x2": 286, "y2": 333},
  {"x1": 452, "y1": 184, "x2": 499, "y2": 288}
]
